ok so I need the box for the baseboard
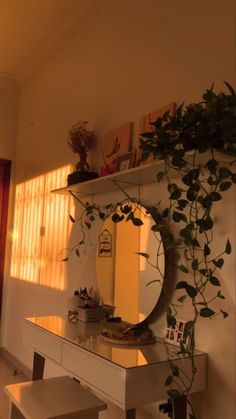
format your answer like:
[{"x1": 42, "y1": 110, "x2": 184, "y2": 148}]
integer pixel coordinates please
[{"x1": 0, "y1": 347, "x2": 32, "y2": 379}]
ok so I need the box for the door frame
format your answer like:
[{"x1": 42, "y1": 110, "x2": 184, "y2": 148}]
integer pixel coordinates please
[{"x1": 0, "y1": 159, "x2": 11, "y2": 314}]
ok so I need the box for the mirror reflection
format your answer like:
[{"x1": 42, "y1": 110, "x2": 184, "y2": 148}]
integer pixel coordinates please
[{"x1": 96, "y1": 203, "x2": 165, "y2": 325}]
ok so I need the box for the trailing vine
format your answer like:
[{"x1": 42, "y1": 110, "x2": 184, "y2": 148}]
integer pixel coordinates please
[{"x1": 138, "y1": 82, "x2": 236, "y2": 417}]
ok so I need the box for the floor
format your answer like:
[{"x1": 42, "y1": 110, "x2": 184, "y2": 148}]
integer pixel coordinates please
[{"x1": 0, "y1": 355, "x2": 28, "y2": 419}]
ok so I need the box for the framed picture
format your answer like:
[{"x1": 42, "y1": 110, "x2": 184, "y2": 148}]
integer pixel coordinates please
[
  {"x1": 98, "y1": 229, "x2": 112, "y2": 257},
  {"x1": 136, "y1": 102, "x2": 176, "y2": 166},
  {"x1": 100, "y1": 122, "x2": 132, "y2": 175},
  {"x1": 164, "y1": 318, "x2": 188, "y2": 347},
  {"x1": 116, "y1": 152, "x2": 134, "y2": 172}
]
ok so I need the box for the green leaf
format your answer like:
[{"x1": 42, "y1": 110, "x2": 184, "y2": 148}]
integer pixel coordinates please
[
  {"x1": 167, "y1": 389, "x2": 182, "y2": 400},
  {"x1": 176, "y1": 281, "x2": 188, "y2": 289},
  {"x1": 218, "y1": 167, "x2": 232, "y2": 179},
  {"x1": 157, "y1": 171, "x2": 165, "y2": 182},
  {"x1": 75, "y1": 249, "x2": 80, "y2": 257},
  {"x1": 200, "y1": 307, "x2": 215, "y2": 317},
  {"x1": 220, "y1": 181, "x2": 232, "y2": 191},
  {"x1": 178, "y1": 264, "x2": 189, "y2": 273},
  {"x1": 183, "y1": 320, "x2": 194, "y2": 339},
  {"x1": 196, "y1": 217, "x2": 213, "y2": 231},
  {"x1": 99, "y1": 211, "x2": 105, "y2": 219},
  {"x1": 170, "y1": 363, "x2": 179, "y2": 377},
  {"x1": 136, "y1": 252, "x2": 149, "y2": 259},
  {"x1": 189, "y1": 168, "x2": 200, "y2": 179},
  {"x1": 132, "y1": 217, "x2": 143, "y2": 226},
  {"x1": 221, "y1": 310, "x2": 229, "y2": 319},
  {"x1": 210, "y1": 192, "x2": 221, "y2": 201},
  {"x1": 204, "y1": 244, "x2": 211, "y2": 256},
  {"x1": 187, "y1": 186, "x2": 197, "y2": 201},
  {"x1": 232, "y1": 173, "x2": 236, "y2": 183},
  {"x1": 182, "y1": 173, "x2": 192, "y2": 186},
  {"x1": 177, "y1": 295, "x2": 187, "y2": 303},
  {"x1": 62, "y1": 257, "x2": 69, "y2": 262},
  {"x1": 112, "y1": 213, "x2": 124, "y2": 223},
  {"x1": 170, "y1": 189, "x2": 182, "y2": 200},
  {"x1": 186, "y1": 285, "x2": 198, "y2": 298},
  {"x1": 191, "y1": 259, "x2": 199, "y2": 271},
  {"x1": 165, "y1": 375, "x2": 173, "y2": 386},
  {"x1": 224, "y1": 80, "x2": 236, "y2": 94},
  {"x1": 172, "y1": 157, "x2": 186, "y2": 168},
  {"x1": 217, "y1": 291, "x2": 225, "y2": 299},
  {"x1": 191, "y1": 239, "x2": 201, "y2": 248},
  {"x1": 168, "y1": 183, "x2": 178, "y2": 193},
  {"x1": 202, "y1": 195, "x2": 212, "y2": 209},
  {"x1": 84, "y1": 221, "x2": 91, "y2": 229},
  {"x1": 205, "y1": 159, "x2": 218, "y2": 174},
  {"x1": 121, "y1": 204, "x2": 132, "y2": 214},
  {"x1": 213, "y1": 258, "x2": 224, "y2": 268},
  {"x1": 173, "y1": 211, "x2": 187, "y2": 223},
  {"x1": 151, "y1": 224, "x2": 160, "y2": 232},
  {"x1": 69, "y1": 214, "x2": 75, "y2": 223},
  {"x1": 209, "y1": 276, "x2": 221, "y2": 286},
  {"x1": 177, "y1": 199, "x2": 188, "y2": 209},
  {"x1": 207, "y1": 176, "x2": 214, "y2": 185},
  {"x1": 162, "y1": 208, "x2": 169, "y2": 218},
  {"x1": 225, "y1": 239, "x2": 231, "y2": 254},
  {"x1": 167, "y1": 314, "x2": 177, "y2": 327}
]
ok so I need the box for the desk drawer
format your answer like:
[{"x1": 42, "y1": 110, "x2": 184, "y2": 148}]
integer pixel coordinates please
[
  {"x1": 62, "y1": 343, "x2": 125, "y2": 407},
  {"x1": 24, "y1": 323, "x2": 62, "y2": 364}
]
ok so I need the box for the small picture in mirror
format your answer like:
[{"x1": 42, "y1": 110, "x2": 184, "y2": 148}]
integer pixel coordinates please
[
  {"x1": 116, "y1": 151, "x2": 134, "y2": 172},
  {"x1": 98, "y1": 228, "x2": 112, "y2": 257},
  {"x1": 164, "y1": 318, "x2": 187, "y2": 347}
]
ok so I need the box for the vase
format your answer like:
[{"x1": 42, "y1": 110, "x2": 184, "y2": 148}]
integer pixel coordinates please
[{"x1": 76, "y1": 151, "x2": 90, "y2": 172}]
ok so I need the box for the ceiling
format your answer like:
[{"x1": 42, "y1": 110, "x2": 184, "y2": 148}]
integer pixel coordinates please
[{"x1": 0, "y1": 0, "x2": 106, "y2": 86}]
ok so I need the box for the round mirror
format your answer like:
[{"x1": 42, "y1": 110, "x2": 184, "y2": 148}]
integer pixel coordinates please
[{"x1": 96, "y1": 203, "x2": 165, "y2": 325}]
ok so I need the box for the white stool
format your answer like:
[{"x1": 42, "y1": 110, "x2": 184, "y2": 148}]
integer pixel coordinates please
[{"x1": 4, "y1": 376, "x2": 107, "y2": 419}]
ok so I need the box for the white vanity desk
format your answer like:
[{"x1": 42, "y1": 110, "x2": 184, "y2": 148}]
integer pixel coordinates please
[{"x1": 24, "y1": 315, "x2": 206, "y2": 419}]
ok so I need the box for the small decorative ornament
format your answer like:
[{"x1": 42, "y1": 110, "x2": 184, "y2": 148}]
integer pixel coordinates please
[
  {"x1": 67, "y1": 120, "x2": 96, "y2": 172},
  {"x1": 98, "y1": 228, "x2": 112, "y2": 257}
]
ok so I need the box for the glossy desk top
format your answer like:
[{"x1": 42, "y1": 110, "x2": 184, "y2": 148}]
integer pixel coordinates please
[{"x1": 25, "y1": 315, "x2": 205, "y2": 370}]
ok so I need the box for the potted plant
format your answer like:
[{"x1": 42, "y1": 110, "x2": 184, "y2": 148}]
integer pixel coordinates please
[
  {"x1": 67, "y1": 120, "x2": 98, "y2": 184},
  {"x1": 139, "y1": 81, "x2": 236, "y2": 158}
]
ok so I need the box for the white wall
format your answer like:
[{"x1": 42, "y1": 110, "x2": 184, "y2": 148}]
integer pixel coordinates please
[
  {"x1": 1, "y1": 1, "x2": 235, "y2": 418},
  {"x1": 0, "y1": 74, "x2": 19, "y2": 345}
]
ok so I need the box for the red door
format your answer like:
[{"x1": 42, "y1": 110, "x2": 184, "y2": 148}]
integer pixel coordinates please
[{"x1": 0, "y1": 159, "x2": 11, "y2": 314}]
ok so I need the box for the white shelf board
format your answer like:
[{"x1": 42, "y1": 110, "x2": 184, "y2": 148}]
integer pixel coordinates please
[
  {"x1": 51, "y1": 151, "x2": 234, "y2": 196},
  {"x1": 51, "y1": 161, "x2": 164, "y2": 196}
]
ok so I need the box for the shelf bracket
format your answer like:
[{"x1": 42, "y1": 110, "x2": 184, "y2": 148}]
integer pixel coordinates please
[
  {"x1": 68, "y1": 191, "x2": 87, "y2": 208},
  {"x1": 111, "y1": 180, "x2": 140, "y2": 201}
]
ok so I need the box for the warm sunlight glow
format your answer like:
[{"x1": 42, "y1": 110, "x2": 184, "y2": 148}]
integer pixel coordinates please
[{"x1": 11, "y1": 165, "x2": 74, "y2": 290}]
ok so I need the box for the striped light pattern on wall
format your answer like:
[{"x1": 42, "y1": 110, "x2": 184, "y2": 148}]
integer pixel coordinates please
[{"x1": 11, "y1": 165, "x2": 74, "y2": 290}]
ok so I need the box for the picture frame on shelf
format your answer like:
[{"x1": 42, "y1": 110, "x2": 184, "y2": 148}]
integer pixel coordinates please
[
  {"x1": 115, "y1": 151, "x2": 134, "y2": 172},
  {"x1": 136, "y1": 102, "x2": 176, "y2": 166},
  {"x1": 100, "y1": 122, "x2": 132, "y2": 176}
]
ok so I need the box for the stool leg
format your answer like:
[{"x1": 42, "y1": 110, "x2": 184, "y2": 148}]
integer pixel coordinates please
[
  {"x1": 32, "y1": 351, "x2": 45, "y2": 380},
  {"x1": 9, "y1": 403, "x2": 25, "y2": 419}
]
